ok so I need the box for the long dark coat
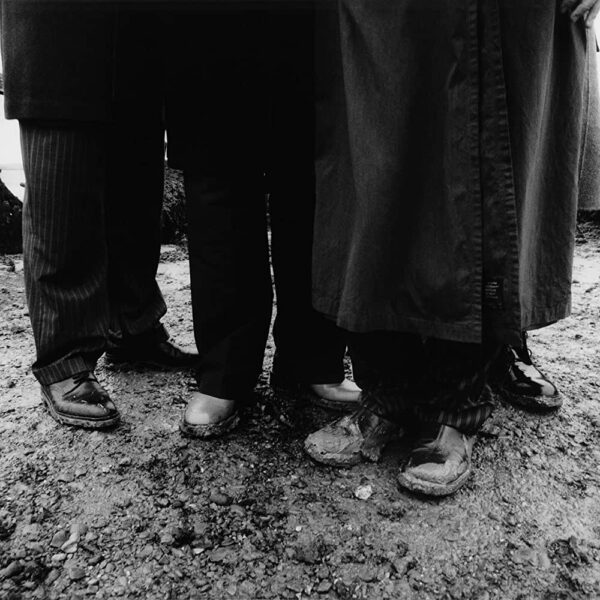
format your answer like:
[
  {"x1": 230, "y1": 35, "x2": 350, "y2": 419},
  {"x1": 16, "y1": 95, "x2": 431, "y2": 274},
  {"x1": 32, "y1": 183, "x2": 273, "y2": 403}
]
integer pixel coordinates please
[
  {"x1": 0, "y1": 1, "x2": 164, "y2": 123},
  {"x1": 313, "y1": 0, "x2": 594, "y2": 346}
]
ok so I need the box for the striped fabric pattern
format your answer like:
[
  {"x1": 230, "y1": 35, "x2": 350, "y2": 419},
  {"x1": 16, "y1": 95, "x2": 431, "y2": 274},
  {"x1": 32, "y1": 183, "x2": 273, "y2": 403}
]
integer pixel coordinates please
[
  {"x1": 21, "y1": 121, "x2": 110, "y2": 385},
  {"x1": 19, "y1": 120, "x2": 166, "y2": 385}
]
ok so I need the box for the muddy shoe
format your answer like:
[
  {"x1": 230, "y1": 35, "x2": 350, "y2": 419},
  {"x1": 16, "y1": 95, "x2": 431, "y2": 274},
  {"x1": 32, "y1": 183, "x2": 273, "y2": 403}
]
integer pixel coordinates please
[
  {"x1": 304, "y1": 406, "x2": 399, "y2": 467},
  {"x1": 179, "y1": 392, "x2": 240, "y2": 439},
  {"x1": 41, "y1": 372, "x2": 120, "y2": 429},
  {"x1": 503, "y1": 338, "x2": 561, "y2": 411},
  {"x1": 398, "y1": 424, "x2": 474, "y2": 497}
]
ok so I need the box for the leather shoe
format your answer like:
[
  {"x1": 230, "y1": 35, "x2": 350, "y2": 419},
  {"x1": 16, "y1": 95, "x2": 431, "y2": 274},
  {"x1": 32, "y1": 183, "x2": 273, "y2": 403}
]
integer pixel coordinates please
[
  {"x1": 310, "y1": 380, "x2": 362, "y2": 411},
  {"x1": 105, "y1": 337, "x2": 198, "y2": 370},
  {"x1": 272, "y1": 378, "x2": 361, "y2": 412},
  {"x1": 41, "y1": 372, "x2": 120, "y2": 429},
  {"x1": 397, "y1": 423, "x2": 474, "y2": 497},
  {"x1": 502, "y1": 338, "x2": 562, "y2": 411},
  {"x1": 304, "y1": 405, "x2": 399, "y2": 467},
  {"x1": 179, "y1": 392, "x2": 240, "y2": 439}
]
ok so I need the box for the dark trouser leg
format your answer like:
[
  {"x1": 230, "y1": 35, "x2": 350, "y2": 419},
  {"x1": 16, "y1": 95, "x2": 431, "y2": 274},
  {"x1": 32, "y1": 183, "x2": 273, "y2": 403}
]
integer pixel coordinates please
[
  {"x1": 105, "y1": 10, "x2": 167, "y2": 340},
  {"x1": 20, "y1": 120, "x2": 110, "y2": 385},
  {"x1": 349, "y1": 332, "x2": 497, "y2": 433},
  {"x1": 268, "y1": 9, "x2": 346, "y2": 385},
  {"x1": 105, "y1": 118, "x2": 167, "y2": 339},
  {"x1": 184, "y1": 172, "x2": 273, "y2": 401},
  {"x1": 269, "y1": 174, "x2": 346, "y2": 385}
]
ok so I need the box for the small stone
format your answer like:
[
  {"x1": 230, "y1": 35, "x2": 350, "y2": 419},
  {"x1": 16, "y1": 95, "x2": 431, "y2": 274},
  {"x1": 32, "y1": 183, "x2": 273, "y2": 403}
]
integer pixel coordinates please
[
  {"x1": 192, "y1": 517, "x2": 208, "y2": 537},
  {"x1": 294, "y1": 536, "x2": 325, "y2": 564},
  {"x1": 51, "y1": 553, "x2": 67, "y2": 563},
  {"x1": 357, "y1": 565, "x2": 377, "y2": 582},
  {"x1": 287, "y1": 581, "x2": 304, "y2": 593},
  {"x1": 22, "y1": 523, "x2": 42, "y2": 539},
  {"x1": 62, "y1": 542, "x2": 78, "y2": 554},
  {"x1": 0, "y1": 561, "x2": 22, "y2": 581},
  {"x1": 392, "y1": 556, "x2": 417, "y2": 578},
  {"x1": 28, "y1": 542, "x2": 45, "y2": 555},
  {"x1": 208, "y1": 548, "x2": 230, "y2": 563},
  {"x1": 316, "y1": 580, "x2": 332, "y2": 594},
  {"x1": 229, "y1": 505, "x2": 245, "y2": 517},
  {"x1": 209, "y1": 490, "x2": 232, "y2": 506},
  {"x1": 45, "y1": 569, "x2": 60, "y2": 585},
  {"x1": 12, "y1": 549, "x2": 27, "y2": 560},
  {"x1": 67, "y1": 566, "x2": 86, "y2": 581},
  {"x1": 74, "y1": 468, "x2": 87, "y2": 478},
  {"x1": 354, "y1": 485, "x2": 373, "y2": 501}
]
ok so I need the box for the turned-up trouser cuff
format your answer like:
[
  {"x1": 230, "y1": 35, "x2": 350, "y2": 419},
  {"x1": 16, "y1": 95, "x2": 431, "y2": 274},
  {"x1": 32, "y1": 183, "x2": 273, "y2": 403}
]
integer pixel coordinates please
[
  {"x1": 349, "y1": 332, "x2": 499, "y2": 434},
  {"x1": 20, "y1": 119, "x2": 166, "y2": 385}
]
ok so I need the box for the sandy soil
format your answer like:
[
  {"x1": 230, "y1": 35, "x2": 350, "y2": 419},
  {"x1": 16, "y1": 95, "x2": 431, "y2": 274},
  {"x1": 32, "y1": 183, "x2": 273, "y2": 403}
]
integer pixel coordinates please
[{"x1": 0, "y1": 228, "x2": 599, "y2": 600}]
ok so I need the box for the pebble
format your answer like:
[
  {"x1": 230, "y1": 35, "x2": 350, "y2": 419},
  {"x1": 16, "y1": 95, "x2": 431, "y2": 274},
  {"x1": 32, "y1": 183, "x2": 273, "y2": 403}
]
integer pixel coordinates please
[
  {"x1": 354, "y1": 485, "x2": 373, "y2": 501},
  {"x1": 208, "y1": 548, "x2": 230, "y2": 563},
  {"x1": 209, "y1": 490, "x2": 232, "y2": 506},
  {"x1": 392, "y1": 556, "x2": 417, "y2": 578},
  {"x1": 22, "y1": 523, "x2": 42, "y2": 539},
  {"x1": 51, "y1": 553, "x2": 67, "y2": 562},
  {"x1": 316, "y1": 580, "x2": 332, "y2": 593},
  {"x1": 0, "y1": 561, "x2": 22, "y2": 581},
  {"x1": 28, "y1": 542, "x2": 45, "y2": 555},
  {"x1": 67, "y1": 566, "x2": 86, "y2": 581},
  {"x1": 45, "y1": 569, "x2": 60, "y2": 586},
  {"x1": 229, "y1": 504, "x2": 246, "y2": 517}
]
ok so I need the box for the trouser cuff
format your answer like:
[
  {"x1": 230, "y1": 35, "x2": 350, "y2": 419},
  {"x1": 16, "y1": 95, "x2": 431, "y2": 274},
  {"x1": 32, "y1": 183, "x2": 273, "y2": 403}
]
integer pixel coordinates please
[{"x1": 33, "y1": 354, "x2": 99, "y2": 386}]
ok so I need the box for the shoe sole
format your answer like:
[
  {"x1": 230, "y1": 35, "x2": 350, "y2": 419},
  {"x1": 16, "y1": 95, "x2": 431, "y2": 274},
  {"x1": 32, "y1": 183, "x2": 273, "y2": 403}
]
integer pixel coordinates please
[
  {"x1": 272, "y1": 384, "x2": 360, "y2": 412},
  {"x1": 397, "y1": 466, "x2": 472, "y2": 498},
  {"x1": 501, "y1": 389, "x2": 563, "y2": 411},
  {"x1": 179, "y1": 411, "x2": 240, "y2": 439},
  {"x1": 41, "y1": 389, "x2": 120, "y2": 430}
]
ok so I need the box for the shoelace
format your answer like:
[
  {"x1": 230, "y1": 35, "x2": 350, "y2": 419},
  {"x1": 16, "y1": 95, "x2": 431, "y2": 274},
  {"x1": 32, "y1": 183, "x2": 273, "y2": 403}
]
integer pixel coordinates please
[{"x1": 69, "y1": 372, "x2": 97, "y2": 392}]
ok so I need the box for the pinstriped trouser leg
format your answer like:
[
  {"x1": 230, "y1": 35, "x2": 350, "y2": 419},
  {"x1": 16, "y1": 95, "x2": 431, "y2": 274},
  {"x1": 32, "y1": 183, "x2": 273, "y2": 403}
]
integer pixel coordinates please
[
  {"x1": 20, "y1": 120, "x2": 110, "y2": 385},
  {"x1": 350, "y1": 332, "x2": 497, "y2": 434}
]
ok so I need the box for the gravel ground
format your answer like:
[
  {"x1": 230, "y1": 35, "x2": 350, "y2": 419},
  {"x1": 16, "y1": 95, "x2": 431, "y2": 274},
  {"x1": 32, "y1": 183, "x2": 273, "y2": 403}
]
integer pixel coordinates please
[{"x1": 0, "y1": 227, "x2": 599, "y2": 600}]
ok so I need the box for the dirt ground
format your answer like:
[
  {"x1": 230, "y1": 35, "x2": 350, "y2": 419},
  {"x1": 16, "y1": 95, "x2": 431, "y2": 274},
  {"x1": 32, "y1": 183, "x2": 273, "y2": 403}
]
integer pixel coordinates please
[{"x1": 1, "y1": 225, "x2": 599, "y2": 600}]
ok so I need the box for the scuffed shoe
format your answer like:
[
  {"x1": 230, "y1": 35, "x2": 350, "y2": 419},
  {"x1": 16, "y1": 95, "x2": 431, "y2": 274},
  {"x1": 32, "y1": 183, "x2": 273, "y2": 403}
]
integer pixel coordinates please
[
  {"x1": 398, "y1": 424, "x2": 474, "y2": 497},
  {"x1": 179, "y1": 392, "x2": 240, "y2": 439},
  {"x1": 503, "y1": 334, "x2": 561, "y2": 411},
  {"x1": 41, "y1": 372, "x2": 120, "y2": 429},
  {"x1": 304, "y1": 406, "x2": 399, "y2": 467}
]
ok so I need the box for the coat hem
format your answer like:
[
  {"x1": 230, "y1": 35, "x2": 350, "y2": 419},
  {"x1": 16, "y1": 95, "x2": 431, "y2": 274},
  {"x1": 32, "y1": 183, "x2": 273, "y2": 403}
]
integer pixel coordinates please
[{"x1": 313, "y1": 296, "x2": 483, "y2": 344}]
